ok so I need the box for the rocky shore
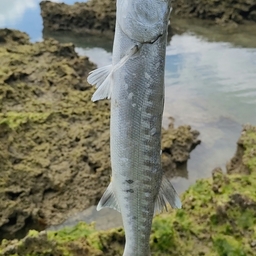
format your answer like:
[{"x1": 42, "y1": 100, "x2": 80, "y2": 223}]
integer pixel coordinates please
[
  {"x1": 40, "y1": 0, "x2": 116, "y2": 37},
  {"x1": 40, "y1": 0, "x2": 256, "y2": 36},
  {"x1": 172, "y1": 0, "x2": 256, "y2": 25},
  {"x1": 1, "y1": 124, "x2": 255, "y2": 255},
  {"x1": 0, "y1": 29, "x2": 200, "y2": 241}
]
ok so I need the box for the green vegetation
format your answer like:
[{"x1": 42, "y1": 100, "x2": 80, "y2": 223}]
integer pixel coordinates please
[
  {"x1": 1, "y1": 138, "x2": 256, "y2": 255},
  {"x1": 241, "y1": 128, "x2": 256, "y2": 172},
  {"x1": 0, "y1": 112, "x2": 51, "y2": 129}
]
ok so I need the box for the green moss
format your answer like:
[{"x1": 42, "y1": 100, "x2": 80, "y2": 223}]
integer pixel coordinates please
[
  {"x1": 25, "y1": 230, "x2": 39, "y2": 238},
  {"x1": 1, "y1": 125, "x2": 256, "y2": 255},
  {"x1": 149, "y1": 164, "x2": 256, "y2": 255},
  {"x1": 0, "y1": 112, "x2": 51, "y2": 129},
  {"x1": 1, "y1": 164, "x2": 256, "y2": 256},
  {"x1": 47, "y1": 222, "x2": 101, "y2": 249},
  {"x1": 0, "y1": 223, "x2": 104, "y2": 256},
  {"x1": 150, "y1": 214, "x2": 176, "y2": 253},
  {"x1": 242, "y1": 129, "x2": 256, "y2": 172},
  {"x1": 213, "y1": 235, "x2": 248, "y2": 256}
]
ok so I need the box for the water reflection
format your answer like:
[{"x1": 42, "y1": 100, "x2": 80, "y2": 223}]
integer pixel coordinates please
[
  {"x1": 44, "y1": 24, "x2": 256, "y2": 195},
  {"x1": 171, "y1": 17, "x2": 256, "y2": 48},
  {"x1": 76, "y1": 47, "x2": 112, "y2": 68},
  {"x1": 165, "y1": 34, "x2": 256, "y2": 127},
  {"x1": 43, "y1": 30, "x2": 113, "y2": 51},
  {"x1": 48, "y1": 206, "x2": 123, "y2": 232},
  {"x1": 164, "y1": 31, "x2": 256, "y2": 192}
]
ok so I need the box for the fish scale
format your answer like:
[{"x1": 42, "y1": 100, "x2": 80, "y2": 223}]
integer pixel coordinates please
[{"x1": 87, "y1": 1, "x2": 181, "y2": 255}]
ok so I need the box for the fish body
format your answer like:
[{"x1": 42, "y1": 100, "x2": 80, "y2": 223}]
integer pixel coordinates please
[{"x1": 87, "y1": 1, "x2": 181, "y2": 255}]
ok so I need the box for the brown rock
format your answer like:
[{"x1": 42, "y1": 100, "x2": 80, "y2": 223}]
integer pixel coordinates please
[
  {"x1": 0, "y1": 29, "x2": 110, "y2": 240},
  {"x1": 40, "y1": 0, "x2": 116, "y2": 37},
  {"x1": 39, "y1": 0, "x2": 256, "y2": 37},
  {"x1": 226, "y1": 124, "x2": 256, "y2": 175},
  {"x1": 0, "y1": 29, "x2": 30, "y2": 45},
  {"x1": 162, "y1": 123, "x2": 200, "y2": 177},
  {"x1": 172, "y1": 0, "x2": 256, "y2": 25}
]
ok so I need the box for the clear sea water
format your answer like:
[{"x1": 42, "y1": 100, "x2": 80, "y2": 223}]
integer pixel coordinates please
[{"x1": 1, "y1": 0, "x2": 256, "y2": 196}]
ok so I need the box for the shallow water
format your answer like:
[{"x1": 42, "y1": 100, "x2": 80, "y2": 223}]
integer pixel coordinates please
[
  {"x1": 1, "y1": 0, "x2": 256, "y2": 229},
  {"x1": 47, "y1": 26, "x2": 256, "y2": 195}
]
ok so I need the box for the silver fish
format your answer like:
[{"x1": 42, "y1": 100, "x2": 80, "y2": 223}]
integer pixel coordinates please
[{"x1": 87, "y1": 0, "x2": 181, "y2": 255}]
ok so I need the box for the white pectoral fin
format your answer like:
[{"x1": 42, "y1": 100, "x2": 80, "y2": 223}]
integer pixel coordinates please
[
  {"x1": 96, "y1": 182, "x2": 121, "y2": 213},
  {"x1": 87, "y1": 44, "x2": 139, "y2": 102},
  {"x1": 87, "y1": 65, "x2": 112, "y2": 102},
  {"x1": 154, "y1": 175, "x2": 182, "y2": 215},
  {"x1": 87, "y1": 65, "x2": 112, "y2": 89},
  {"x1": 91, "y1": 72, "x2": 113, "y2": 102}
]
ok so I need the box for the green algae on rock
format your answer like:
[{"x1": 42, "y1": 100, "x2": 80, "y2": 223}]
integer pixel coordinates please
[
  {"x1": 0, "y1": 28, "x2": 112, "y2": 240},
  {"x1": 151, "y1": 167, "x2": 256, "y2": 255},
  {"x1": 0, "y1": 112, "x2": 51, "y2": 130},
  {"x1": 0, "y1": 223, "x2": 101, "y2": 256},
  {"x1": 0, "y1": 222, "x2": 124, "y2": 256},
  {"x1": 227, "y1": 124, "x2": 256, "y2": 175},
  {"x1": 1, "y1": 125, "x2": 255, "y2": 255},
  {"x1": 162, "y1": 123, "x2": 200, "y2": 178},
  {"x1": 152, "y1": 125, "x2": 256, "y2": 255}
]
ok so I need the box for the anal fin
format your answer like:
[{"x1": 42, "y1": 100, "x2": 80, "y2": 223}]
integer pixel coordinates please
[
  {"x1": 97, "y1": 182, "x2": 120, "y2": 213},
  {"x1": 154, "y1": 175, "x2": 182, "y2": 215}
]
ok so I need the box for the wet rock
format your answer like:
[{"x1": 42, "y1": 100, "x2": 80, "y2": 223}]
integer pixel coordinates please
[
  {"x1": 1, "y1": 126, "x2": 256, "y2": 255},
  {"x1": 0, "y1": 226, "x2": 103, "y2": 256},
  {"x1": 162, "y1": 123, "x2": 200, "y2": 176},
  {"x1": 227, "y1": 124, "x2": 256, "y2": 175},
  {"x1": 40, "y1": 0, "x2": 256, "y2": 36},
  {"x1": 0, "y1": 29, "x2": 199, "y2": 240},
  {"x1": 172, "y1": 0, "x2": 256, "y2": 25},
  {"x1": 0, "y1": 29, "x2": 110, "y2": 240},
  {"x1": 40, "y1": 0, "x2": 116, "y2": 37}
]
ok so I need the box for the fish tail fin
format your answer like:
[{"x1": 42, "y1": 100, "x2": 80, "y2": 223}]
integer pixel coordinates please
[
  {"x1": 96, "y1": 182, "x2": 121, "y2": 213},
  {"x1": 154, "y1": 175, "x2": 182, "y2": 215}
]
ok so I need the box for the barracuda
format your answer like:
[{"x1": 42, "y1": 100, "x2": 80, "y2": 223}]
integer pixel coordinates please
[{"x1": 87, "y1": 0, "x2": 181, "y2": 255}]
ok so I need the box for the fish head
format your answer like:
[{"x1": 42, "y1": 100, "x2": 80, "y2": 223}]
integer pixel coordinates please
[{"x1": 117, "y1": 0, "x2": 171, "y2": 43}]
